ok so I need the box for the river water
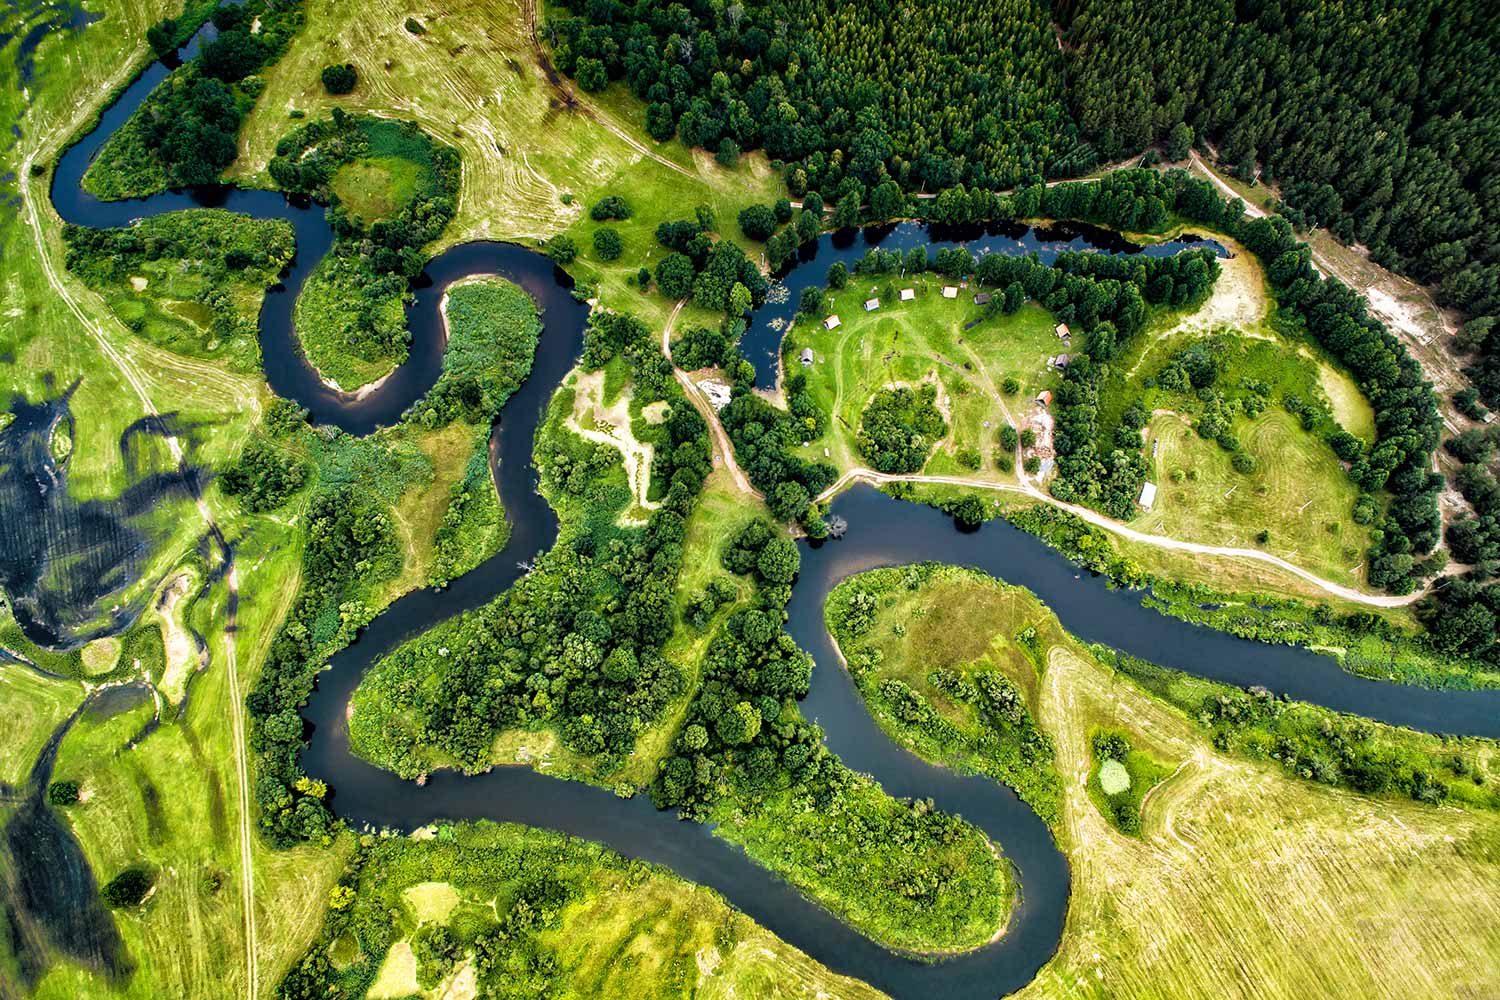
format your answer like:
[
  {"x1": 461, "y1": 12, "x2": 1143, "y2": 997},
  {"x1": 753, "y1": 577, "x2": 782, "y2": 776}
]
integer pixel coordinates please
[{"x1": 38, "y1": 27, "x2": 1500, "y2": 999}]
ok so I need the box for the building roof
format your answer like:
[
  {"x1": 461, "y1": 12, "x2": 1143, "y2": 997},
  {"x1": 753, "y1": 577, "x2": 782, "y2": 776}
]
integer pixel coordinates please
[
  {"x1": 941, "y1": 286, "x2": 958, "y2": 298},
  {"x1": 864, "y1": 298, "x2": 880, "y2": 311},
  {"x1": 1055, "y1": 323, "x2": 1071, "y2": 337},
  {"x1": 799, "y1": 347, "x2": 814, "y2": 364},
  {"x1": 823, "y1": 315, "x2": 841, "y2": 330},
  {"x1": 974, "y1": 292, "x2": 991, "y2": 304},
  {"x1": 1036, "y1": 390, "x2": 1053, "y2": 406},
  {"x1": 899, "y1": 288, "x2": 916, "y2": 300},
  {"x1": 1139, "y1": 481, "x2": 1158, "y2": 509}
]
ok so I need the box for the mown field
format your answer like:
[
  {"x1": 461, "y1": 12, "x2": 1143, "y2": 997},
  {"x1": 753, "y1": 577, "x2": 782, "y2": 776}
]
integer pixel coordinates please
[{"x1": 828, "y1": 563, "x2": 1500, "y2": 1000}]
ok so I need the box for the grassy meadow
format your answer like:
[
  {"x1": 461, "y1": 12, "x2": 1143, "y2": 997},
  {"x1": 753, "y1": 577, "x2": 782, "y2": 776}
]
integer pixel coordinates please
[{"x1": 783, "y1": 279, "x2": 1061, "y2": 477}]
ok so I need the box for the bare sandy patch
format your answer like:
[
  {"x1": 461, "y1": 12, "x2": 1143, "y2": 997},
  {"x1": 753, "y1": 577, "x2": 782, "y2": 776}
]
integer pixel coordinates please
[
  {"x1": 157, "y1": 572, "x2": 202, "y2": 702},
  {"x1": 439, "y1": 961, "x2": 477, "y2": 1000},
  {"x1": 129, "y1": 275, "x2": 148, "y2": 291},
  {"x1": 565, "y1": 368, "x2": 658, "y2": 524}
]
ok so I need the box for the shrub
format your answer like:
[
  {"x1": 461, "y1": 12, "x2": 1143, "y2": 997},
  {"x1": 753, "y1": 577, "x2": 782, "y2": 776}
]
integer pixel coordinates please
[
  {"x1": 1020, "y1": 428, "x2": 1036, "y2": 448},
  {"x1": 1002, "y1": 376, "x2": 1020, "y2": 395},
  {"x1": 320, "y1": 63, "x2": 357, "y2": 95},
  {"x1": 1024, "y1": 456, "x2": 1041, "y2": 474},
  {"x1": 404, "y1": 16, "x2": 425, "y2": 34},
  {"x1": 998, "y1": 425, "x2": 1018, "y2": 450},
  {"x1": 797, "y1": 286, "x2": 824, "y2": 315},
  {"x1": 1231, "y1": 451, "x2": 1257, "y2": 474},
  {"x1": 592, "y1": 227, "x2": 623, "y2": 261},
  {"x1": 716, "y1": 137, "x2": 740, "y2": 167}
]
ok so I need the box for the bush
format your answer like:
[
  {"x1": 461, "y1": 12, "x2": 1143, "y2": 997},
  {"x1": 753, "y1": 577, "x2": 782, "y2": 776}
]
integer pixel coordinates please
[
  {"x1": 797, "y1": 286, "x2": 824, "y2": 315},
  {"x1": 320, "y1": 63, "x2": 357, "y2": 95},
  {"x1": 716, "y1": 137, "x2": 740, "y2": 167},
  {"x1": 101, "y1": 866, "x2": 153, "y2": 908},
  {"x1": 1231, "y1": 451, "x2": 1257, "y2": 474},
  {"x1": 998, "y1": 425, "x2": 1018, "y2": 450},
  {"x1": 47, "y1": 780, "x2": 79, "y2": 805},
  {"x1": 592, "y1": 227, "x2": 623, "y2": 261},
  {"x1": 404, "y1": 16, "x2": 425, "y2": 34},
  {"x1": 1002, "y1": 376, "x2": 1020, "y2": 395}
]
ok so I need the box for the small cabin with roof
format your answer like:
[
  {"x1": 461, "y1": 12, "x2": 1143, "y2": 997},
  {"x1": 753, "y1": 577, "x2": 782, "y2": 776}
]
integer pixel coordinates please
[
  {"x1": 899, "y1": 288, "x2": 916, "y2": 301},
  {"x1": 799, "y1": 347, "x2": 814, "y2": 366},
  {"x1": 1138, "y1": 481, "x2": 1157, "y2": 510},
  {"x1": 823, "y1": 314, "x2": 841, "y2": 330},
  {"x1": 941, "y1": 286, "x2": 958, "y2": 299},
  {"x1": 1055, "y1": 322, "x2": 1071, "y2": 342},
  {"x1": 1036, "y1": 389, "x2": 1053, "y2": 407},
  {"x1": 865, "y1": 298, "x2": 880, "y2": 311},
  {"x1": 974, "y1": 292, "x2": 991, "y2": 305}
]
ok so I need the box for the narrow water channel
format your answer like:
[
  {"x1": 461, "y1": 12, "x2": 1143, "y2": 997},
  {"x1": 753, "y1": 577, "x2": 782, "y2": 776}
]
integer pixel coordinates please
[{"x1": 33, "y1": 25, "x2": 1500, "y2": 999}]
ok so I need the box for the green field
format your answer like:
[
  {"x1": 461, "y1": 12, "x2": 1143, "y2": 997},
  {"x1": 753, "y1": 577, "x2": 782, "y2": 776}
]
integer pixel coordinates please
[{"x1": 783, "y1": 280, "x2": 1061, "y2": 477}]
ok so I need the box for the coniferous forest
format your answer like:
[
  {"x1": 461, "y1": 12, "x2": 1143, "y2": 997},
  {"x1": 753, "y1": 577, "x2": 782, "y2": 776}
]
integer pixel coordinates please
[{"x1": 548, "y1": 0, "x2": 1498, "y2": 397}]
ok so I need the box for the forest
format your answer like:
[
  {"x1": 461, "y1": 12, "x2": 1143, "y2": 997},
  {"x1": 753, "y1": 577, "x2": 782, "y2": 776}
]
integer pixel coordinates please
[{"x1": 1060, "y1": 0, "x2": 1500, "y2": 405}]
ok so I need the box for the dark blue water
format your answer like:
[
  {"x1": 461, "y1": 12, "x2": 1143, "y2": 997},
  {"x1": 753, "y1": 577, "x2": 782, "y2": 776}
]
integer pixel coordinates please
[
  {"x1": 740, "y1": 219, "x2": 1228, "y2": 388},
  {"x1": 37, "y1": 23, "x2": 1499, "y2": 1000}
]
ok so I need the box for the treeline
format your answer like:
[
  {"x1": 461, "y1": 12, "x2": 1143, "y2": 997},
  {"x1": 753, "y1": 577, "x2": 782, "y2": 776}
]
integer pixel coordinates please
[
  {"x1": 1420, "y1": 426, "x2": 1500, "y2": 659},
  {"x1": 1061, "y1": 0, "x2": 1500, "y2": 404},
  {"x1": 546, "y1": 0, "x2": 1086, "y2": 196},
  {"x1": 84, "y1": 1, "x2": 304, "y2": 198},
  {"x1": 349, "y1": 311, "x2": 713, "y2": 779},
  {"x1": 1112, "y1": 649, "x2": 1499, "y2": 813},
  {"x1": 649, "y1": 208, "x2": 770, "y2": 315}
]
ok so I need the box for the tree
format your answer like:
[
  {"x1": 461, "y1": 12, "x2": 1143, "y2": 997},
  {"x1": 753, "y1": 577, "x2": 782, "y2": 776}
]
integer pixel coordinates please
[
  {"x1": 756, "y1": 536, "x2": 801, "y2": 584},
  {"x1": 798, "y1": 286, "x2": 824, "y2": 315},
  {"x1": 146, "y1": 17, "x2": 178, "y2": 59},
  {"x1": 321, "y1": 63, "x2": 357, "y2": 95},
  {"x1": 546, "y1": 234, "x2": 577, "y2": 264},
  {"x1": 999, "y1": 425, "x2": 1018, "y2": 450},
  {"x1": 590, "y1": 195, "x2": 632, "y2": 221},
  {"x1": 738, "y1": 204, "x2": 778, "y2": 241},
  {"x1": 47, "y1": 780, "x2": 79, "y2": 805},
  {"x1": 575, "y1": 57, "x2": 607, "y2": 92},
  {"x1": 592, "y1": 227, "x2": 623, "y2": 261},
  {"x1": 827, "y1": 262, "x2": 848, "y2": 289},
  {"x1": 773, "y1": 197, "x2": 794, "y2": 223},
  {"x1": 1002, "y1": 376, "x2": 1020, "y2": 394},
  {"x1": 715, "y1": 701, "x2": 762, "y2": 745},
  {"x1": 716, "y1": 138, "x2": 740, "y2": 167},
  {"x1": 1165, "y1": 122, "x2": 1193, "y2": 162},
  {"x1": 655, "y1": 253, "x2": 695, "y2": 299},
  {"x1": 953, "y1": 494, "x2": 986, "y2": 527}
]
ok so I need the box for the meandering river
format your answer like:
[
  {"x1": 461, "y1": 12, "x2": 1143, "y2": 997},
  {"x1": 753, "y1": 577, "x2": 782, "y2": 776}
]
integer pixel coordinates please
[{"x1": 37, "y1": 26, "x2": 1500, "y2": 998}]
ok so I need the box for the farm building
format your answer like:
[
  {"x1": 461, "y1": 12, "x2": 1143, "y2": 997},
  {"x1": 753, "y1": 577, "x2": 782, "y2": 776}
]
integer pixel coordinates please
[
  {"x1": 1055, "y1": 323, "x2": 1071, "y2": 342},
  {"x1": 1036, "y1": 390, "x2": 1053, "y2": 407},
  {"x1": 800, "y1": 348, "x2": 814, "y2": 366},
  {"x1": 899, "y1": 288, "x2": 916, "y2": 301},
  {"x1": 941, "y1": 286, "x2": 958, "y2": 299},
  {"x1": 865, "y1": 298, "x2": 880, "y2": 311},
  {"x1": 823, "y1": 315, "x2": 841, "y2": 330},
  {"x1": 1138, "y1": 481, "x2": 1158, "y2": 510}
]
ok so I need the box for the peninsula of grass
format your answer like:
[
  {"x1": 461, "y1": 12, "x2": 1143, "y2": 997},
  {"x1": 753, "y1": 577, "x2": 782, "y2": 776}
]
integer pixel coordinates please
[
  {"x1": 824, "y1": 563, "x2": 1065, "y2": 826},
  {"x1": 418, "y1": 277, "x2": 543, "y2": 585},
  {"x1": 274, "y1": 113, "x2": 460, "y2": 390},
  {"x1": 63, "y1": 209, "x2": 294, "y2": 372}
]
